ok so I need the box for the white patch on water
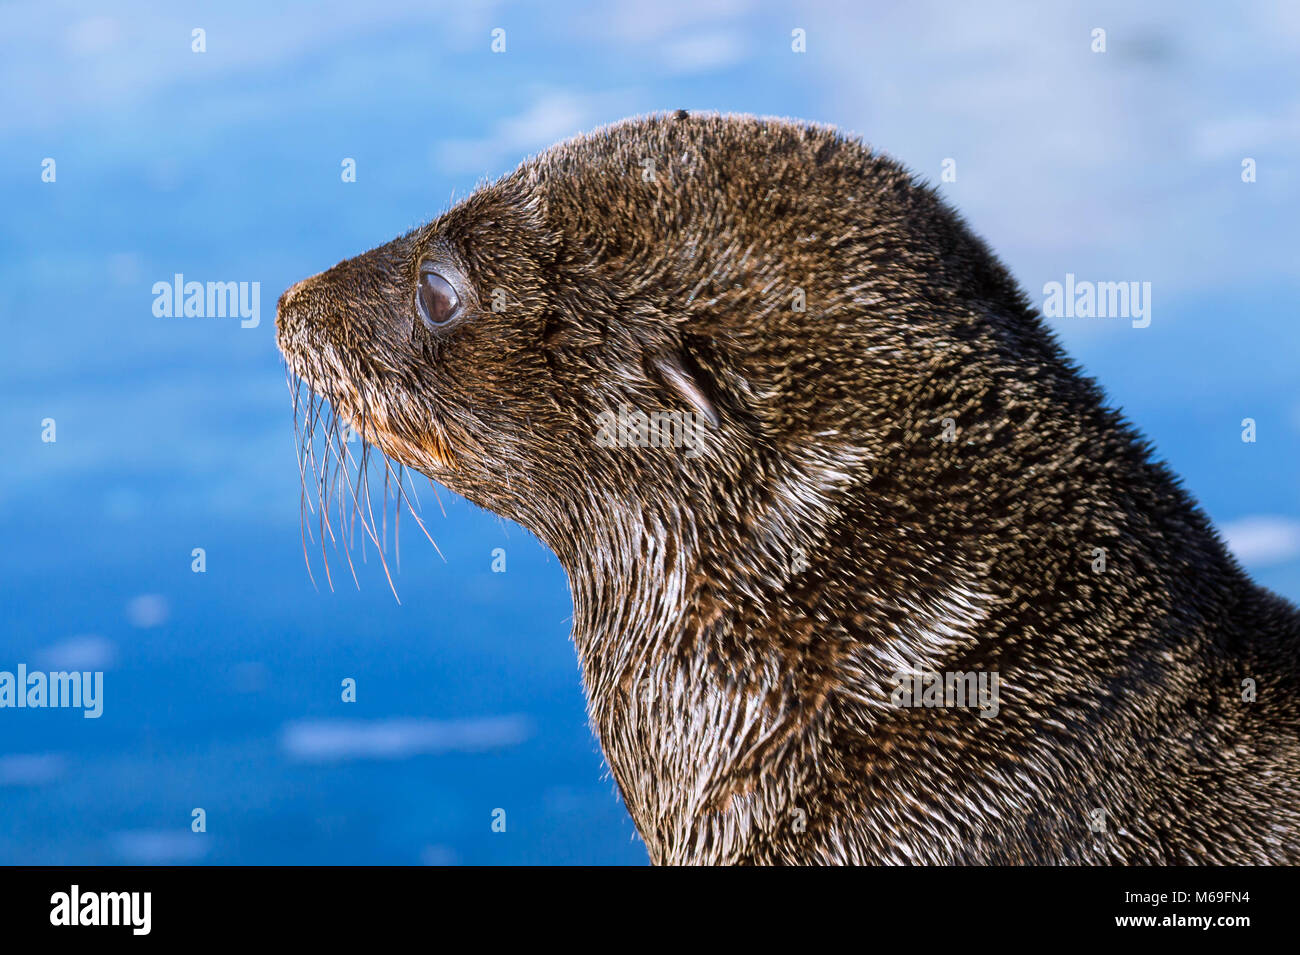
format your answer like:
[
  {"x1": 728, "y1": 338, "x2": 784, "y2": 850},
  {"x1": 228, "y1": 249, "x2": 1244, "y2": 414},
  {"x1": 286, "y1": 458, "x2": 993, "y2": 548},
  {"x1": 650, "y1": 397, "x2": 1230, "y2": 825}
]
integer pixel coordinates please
[
  {"x1": 1222, "y1": 515, "x2": 1300, "y2": 567},
  {"x1": 37, "y1": 634, "x2": 117, "y2": 670},
  {"x1": 279, "y1": 716, "x2": 534, "y2": 763},
  {"x1": 0, "y1": 753, "x2": 67, "y2": 787},
  {"x1": 109, "y1": 829, "x2": 211, "y2": 864}
]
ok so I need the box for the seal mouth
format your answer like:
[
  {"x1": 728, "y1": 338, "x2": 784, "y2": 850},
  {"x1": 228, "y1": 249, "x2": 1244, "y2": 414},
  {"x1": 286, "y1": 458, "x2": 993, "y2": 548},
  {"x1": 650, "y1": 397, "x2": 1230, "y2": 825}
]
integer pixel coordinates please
[
  {"x1": 294, "y1": 359, "x2": 455, "y2": 472},
  {"x1": 280, "y1": 342, "x2": 449, "y2": 600}
]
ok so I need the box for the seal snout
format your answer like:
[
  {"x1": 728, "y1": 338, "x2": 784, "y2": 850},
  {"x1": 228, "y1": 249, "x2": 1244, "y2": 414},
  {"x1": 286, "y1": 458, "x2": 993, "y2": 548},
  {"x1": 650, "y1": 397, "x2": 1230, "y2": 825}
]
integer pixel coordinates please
[
  {"x1": 275, "y1": 272, "x2": 322, "y2": 336},
  {"x1": 279, "y1": 275, "x2": 312, "y2": 310},
  {"x1": 274, "y1": 271, "x2": 331, "y2": 372}
]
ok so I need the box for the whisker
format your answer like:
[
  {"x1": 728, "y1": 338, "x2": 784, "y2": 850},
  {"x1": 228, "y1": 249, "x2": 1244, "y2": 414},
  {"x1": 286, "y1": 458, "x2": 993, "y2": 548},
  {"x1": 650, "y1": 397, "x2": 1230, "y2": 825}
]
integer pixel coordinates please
[
  {"x1": 324, "y1": 413, "x2": 362, "y2": 591},
  {"x1": 286, "y1": 367, "x2": 321, "y2": 591},
  {"x1": 284, "y1": 365, "x2": 450, "y2": 598}
]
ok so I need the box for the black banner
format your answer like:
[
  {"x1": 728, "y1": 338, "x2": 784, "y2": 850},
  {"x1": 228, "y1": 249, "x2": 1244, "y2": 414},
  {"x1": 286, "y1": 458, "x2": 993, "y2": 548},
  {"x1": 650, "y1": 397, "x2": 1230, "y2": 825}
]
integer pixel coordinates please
[{"x1": 0, "y1": 865, "x2": 1279, "y2": 941}]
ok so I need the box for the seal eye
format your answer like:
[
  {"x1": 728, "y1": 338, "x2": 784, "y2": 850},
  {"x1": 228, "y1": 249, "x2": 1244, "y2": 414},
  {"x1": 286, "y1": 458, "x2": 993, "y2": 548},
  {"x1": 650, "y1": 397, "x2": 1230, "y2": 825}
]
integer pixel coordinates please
[{"x1": 417, "y1": 270, "x2": 460, "y2": 330}]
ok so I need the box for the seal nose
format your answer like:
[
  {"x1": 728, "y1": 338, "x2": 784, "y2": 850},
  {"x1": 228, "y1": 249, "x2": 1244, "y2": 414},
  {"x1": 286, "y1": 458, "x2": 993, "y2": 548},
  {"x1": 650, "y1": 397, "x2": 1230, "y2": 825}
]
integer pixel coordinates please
[
  {"x1": 278, "y1": 273, "x2": 319, "y2": 314},
  {"x1": 282, "y1": 278, "x2": 307, "y2": 306},
  {"x1": 275, "y1": 271, "x2": 326, "y2": 351}
]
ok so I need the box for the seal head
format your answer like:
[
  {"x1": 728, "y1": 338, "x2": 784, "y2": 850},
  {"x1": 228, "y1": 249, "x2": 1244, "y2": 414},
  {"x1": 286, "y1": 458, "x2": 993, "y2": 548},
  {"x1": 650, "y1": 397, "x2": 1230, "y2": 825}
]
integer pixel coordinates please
[{"x1": 277, "y1": 112, "x2": 1300, "y2": 865}]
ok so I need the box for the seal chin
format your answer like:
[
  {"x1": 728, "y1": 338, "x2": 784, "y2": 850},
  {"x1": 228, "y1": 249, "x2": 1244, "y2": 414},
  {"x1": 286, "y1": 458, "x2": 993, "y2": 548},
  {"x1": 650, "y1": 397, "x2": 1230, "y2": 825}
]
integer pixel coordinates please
[
  {"x1": 368, "y1": 423, "x2": 456, "y2": 473},
  {"x1": 335, "y1": 393, "x2": 457, "y2": 474},
  {"x1": 279, "y1": 364, "x2": 452, "y2": 485}
]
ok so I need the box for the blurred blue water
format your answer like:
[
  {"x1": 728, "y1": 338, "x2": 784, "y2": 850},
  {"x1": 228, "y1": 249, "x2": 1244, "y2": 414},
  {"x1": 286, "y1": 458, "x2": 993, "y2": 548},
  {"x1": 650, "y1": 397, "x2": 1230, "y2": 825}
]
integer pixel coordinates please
[{"x1": 1, "y1": 1, "x2": 1297, "y2": 864}]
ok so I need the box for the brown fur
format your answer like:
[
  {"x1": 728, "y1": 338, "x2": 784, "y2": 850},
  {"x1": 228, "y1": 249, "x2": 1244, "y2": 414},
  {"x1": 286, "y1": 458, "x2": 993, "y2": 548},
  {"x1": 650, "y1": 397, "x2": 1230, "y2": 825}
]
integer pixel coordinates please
[{"x1": 276, "y1": 112, "x2": 1300, "y2": 864}]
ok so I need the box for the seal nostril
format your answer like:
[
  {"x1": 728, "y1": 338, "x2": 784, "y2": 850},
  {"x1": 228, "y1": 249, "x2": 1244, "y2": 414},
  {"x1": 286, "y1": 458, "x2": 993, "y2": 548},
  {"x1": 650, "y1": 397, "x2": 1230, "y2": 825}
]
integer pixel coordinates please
[
  {"x1": 278, "y1": 270, "x2": 326, "y2": 314},
  {"x1": 276, "y1": 272, "x2": 329, "y2": 346},
  {"x1": 275, "y1": 279, "x2": 318, "y2": 354},
  {"x1": 281, "y1": 279, "x2": 308, "y2": 309}
]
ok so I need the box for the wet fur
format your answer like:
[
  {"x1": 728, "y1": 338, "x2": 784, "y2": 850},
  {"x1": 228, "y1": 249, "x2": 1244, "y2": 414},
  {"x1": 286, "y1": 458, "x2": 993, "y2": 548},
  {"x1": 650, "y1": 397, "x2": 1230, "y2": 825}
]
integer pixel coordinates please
[{"x1": 276, "y1": 112, "x2": 1300, "y2": 864}]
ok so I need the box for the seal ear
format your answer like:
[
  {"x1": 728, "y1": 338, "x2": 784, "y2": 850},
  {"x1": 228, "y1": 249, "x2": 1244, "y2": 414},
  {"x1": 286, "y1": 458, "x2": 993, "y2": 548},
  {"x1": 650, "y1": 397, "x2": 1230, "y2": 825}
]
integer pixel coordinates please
[{"x1": 653, "y1": 351, "x2": 720, "y2": 428}]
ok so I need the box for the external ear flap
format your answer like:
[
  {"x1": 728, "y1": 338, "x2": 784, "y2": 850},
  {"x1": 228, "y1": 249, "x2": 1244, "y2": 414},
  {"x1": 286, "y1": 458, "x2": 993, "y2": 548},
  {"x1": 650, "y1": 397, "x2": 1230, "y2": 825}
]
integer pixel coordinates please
[
  {"x1": 541, "y1": 295, "x2": 605, "y2": 349},
  {"x1": 653, "y1": 352, "x2": 720, "y2": 428},
  {"x1": 542, "y1": 319, "x2": 603, "y2": 349}
]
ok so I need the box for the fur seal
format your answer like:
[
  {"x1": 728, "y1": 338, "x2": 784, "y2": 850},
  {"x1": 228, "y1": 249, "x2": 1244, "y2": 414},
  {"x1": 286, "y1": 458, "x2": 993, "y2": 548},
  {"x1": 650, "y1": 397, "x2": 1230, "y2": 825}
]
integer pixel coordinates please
[{"x1": 275, "y1": 112, "x2": 1300, "y2": 864}]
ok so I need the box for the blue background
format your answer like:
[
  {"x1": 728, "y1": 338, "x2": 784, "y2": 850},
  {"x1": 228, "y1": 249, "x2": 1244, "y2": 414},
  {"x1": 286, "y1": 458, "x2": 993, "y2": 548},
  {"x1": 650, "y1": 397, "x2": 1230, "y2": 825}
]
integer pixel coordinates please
[{"x1": 1, "y1": 1, "x2": 1297, "y2": 864}]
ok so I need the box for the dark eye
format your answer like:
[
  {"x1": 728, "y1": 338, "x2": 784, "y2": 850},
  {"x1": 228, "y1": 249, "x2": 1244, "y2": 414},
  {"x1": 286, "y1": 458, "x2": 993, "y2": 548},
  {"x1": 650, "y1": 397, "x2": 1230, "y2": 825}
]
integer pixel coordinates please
[{"x1": 417, "y1": 269, "x2": 460, "y2": 330}]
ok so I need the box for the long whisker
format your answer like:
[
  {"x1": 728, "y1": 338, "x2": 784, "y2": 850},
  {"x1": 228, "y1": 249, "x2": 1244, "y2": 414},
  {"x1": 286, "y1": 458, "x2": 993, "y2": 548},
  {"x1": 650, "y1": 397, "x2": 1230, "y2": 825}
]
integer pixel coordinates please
[
  {"x1": 323, "y1": 411, "x2": 362, "y2": 591},
  {"x1": 286, "y1": 368, "x2": 320, "y2": 591},
  {"x1": 284, "y1": 360, "x2": 450, "y2": 597},
  {"x1": 339, "y1": 410, "x2": 402, "y2": 602}
]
